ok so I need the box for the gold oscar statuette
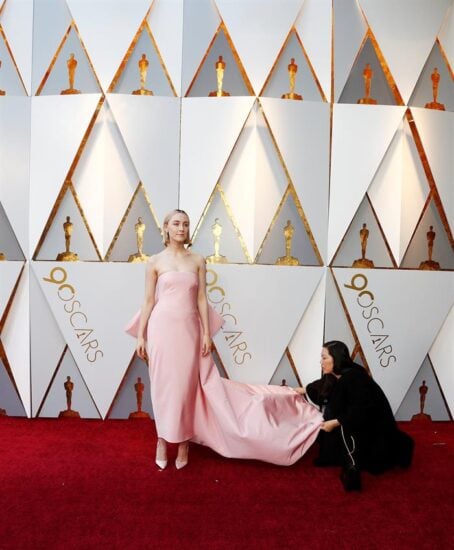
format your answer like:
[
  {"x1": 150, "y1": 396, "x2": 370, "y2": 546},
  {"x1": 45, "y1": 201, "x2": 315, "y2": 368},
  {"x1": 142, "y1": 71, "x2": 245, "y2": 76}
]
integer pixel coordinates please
[
  {"x1": 357, "y1": 63, "x2": 377, "y2": 105},
  {"x1": 276, "y1": 220, "x2": 300, "y2": 266},
  {"x1": 58, "y1": 375, "x2": 81, "y2": 418},
  {"x1": 208, "y1": 55, "x2": 231, "y2": 97},
  {"x1": 128, "y1": 217, "x2": 150, "y2": 263},
  {"x1": 281, "y1": 58, "x2": 303, "y2": 100},
  {"x1": 0, "y1": 251, "x2": 6, "y2": 261},
  {"x1": 129, "y1": 377, "x2": 150, "y2": 419},
  {"x1": 419, "y1": 225, "x2": 440, "y2": 270},
  {"x1": 411, "y1": 380, "x2": 432, "y2": 421},
  {"x1": 60, "y1": 53, "x2": 81, "y2": 95},
  {"x1": 132, "y1": 53, "x2": 154, "y2": 96},
  {"x1": 56, "y1": 216, "x2": 79, "y2": 261},
  {"x1": 0, "y1": 407, "x2": 6, "y2": 416},
  {"x1": 206, "y1": 218, "x2": 228, "y2": 264},
  {"x1": 425, "y1": 68, "x2": 445, "y2": 111},
  {"x1": 352, "y1": 223, "x2": 375, "y2": 268},
  {"x1": 0, "y1": 60, "x2": 6, "y2": 95}
]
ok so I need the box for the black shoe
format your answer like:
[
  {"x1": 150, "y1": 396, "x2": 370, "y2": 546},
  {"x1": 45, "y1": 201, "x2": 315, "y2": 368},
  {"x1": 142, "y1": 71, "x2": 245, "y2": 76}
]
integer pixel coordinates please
[{"x1": 340, "y1": 464, "x2": 362, "y2": 492}]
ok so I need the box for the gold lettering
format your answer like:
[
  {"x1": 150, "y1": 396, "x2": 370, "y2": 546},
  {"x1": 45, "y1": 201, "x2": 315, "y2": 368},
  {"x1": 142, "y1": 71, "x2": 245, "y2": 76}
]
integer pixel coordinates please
[
  {"x1": 70, "y1": 311, "x2": 88, "y2": 328},
  {"x1": 43, "y1": 266, "x2": 67, "y2": 284},
  {"x1": 344, "y1": 273, "x2": 368, "y2": 291},
  {"x1": 57, "y1": 283, "x2": 76, "y2": 301},
  {"x1": 366, "y1": 317, "x2": 384, "y2": 333}
]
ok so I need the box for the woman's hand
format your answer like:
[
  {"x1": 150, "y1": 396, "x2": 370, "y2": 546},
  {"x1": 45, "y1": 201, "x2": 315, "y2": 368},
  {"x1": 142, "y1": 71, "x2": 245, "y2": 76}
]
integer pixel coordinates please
[
  {"x1": 293, "y1": 387, "x2": 306, "y2": 395},
  {"x1": 137, "y1": 337, "x2": 147, "y2": 361},
  {"x1": 202, "y1": 334, "x2": 212, "y2": 356},
  {"x1": 320, "y1": 419, "x2": 340, "y2": 432}
]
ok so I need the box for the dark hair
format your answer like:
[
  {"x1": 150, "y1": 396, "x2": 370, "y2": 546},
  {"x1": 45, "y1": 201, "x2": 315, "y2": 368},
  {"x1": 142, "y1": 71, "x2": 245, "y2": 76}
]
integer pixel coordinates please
[{"x1": 322, "y1": 340, "x2": 354, "y2": 376}]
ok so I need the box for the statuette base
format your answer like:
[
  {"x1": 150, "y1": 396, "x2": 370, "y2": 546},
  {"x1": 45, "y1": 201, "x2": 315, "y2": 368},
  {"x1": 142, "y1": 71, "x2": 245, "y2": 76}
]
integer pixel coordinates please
[
  {"x1": 424, "y1": 101, "x2": 445, "y2": 111},
  {"x1": 411, "y1": 412, "x2": 432, "y2": 422},
  {"x1": 281, "y1": 92, "x2": 303, "y2": 100},
  {"x1": 60, "y1": 88, "x2": 81, "y2": 95},
  {"x1": 132, "y1": 88, "x2": 154, "y2": 96},
  {"x1": 58, "y1": 409, "x2": 80, "y2": 418},
  {"x1": 0, "y1": 252, "x2": 6, "y2": 261},
  {"x1": 0, "y1": 408, "x2": 7, "y2": 416},
  {"x1": 129, "y1": 411, "x2": 150, "y2": 419},
  {"x1": 206, "y1": 254, "x2": 228, "y2": 264},
  {"x1": 208, "y1": 91, "x2": 231, "y2": 97},
  {"x1": 357, "y1": 97, "x2": 377, "y2": 105},
  {"x1": 56, "y1": 251, "x2": 79, "y2": 261},
  {"x1": 128, "y1": 253, "x2": 150, "y2": 263},
  {"x1": 275, "y1": 256, "x2": 300, "y2": 266},
  {"x1": 419, "y1": 260, "x2": 440, "y2": 271},
  {"x1": 352, "y1": 258, "x2": 375, "y2": 268},
  {"x1": 0, "y1": 90, "x2": 5, "y2": 96}
]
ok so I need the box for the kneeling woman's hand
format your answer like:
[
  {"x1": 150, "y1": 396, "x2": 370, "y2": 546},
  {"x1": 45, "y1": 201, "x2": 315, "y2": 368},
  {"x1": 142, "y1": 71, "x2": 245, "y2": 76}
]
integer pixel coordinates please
[
  {"x1": 321, "y1": 419, "x2": 340, "y2": 432},
  {"x1": 202, "y1": 334, "x2": 212, "y2": 356}
]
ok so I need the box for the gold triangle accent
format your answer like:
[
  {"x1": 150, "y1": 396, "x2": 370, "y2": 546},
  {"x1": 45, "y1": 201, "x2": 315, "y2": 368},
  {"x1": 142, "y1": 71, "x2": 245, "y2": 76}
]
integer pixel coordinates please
[
  {"x1": 35, "y1": 345, "x2": 68, "y2": 417},
  {"x1": 436, "y1": 37, "x2": 454, "y2": 79},
  {"x1": 105, "y1": 353, "x2": 144, "y2": 419},
  {"x1": 0, "y1": 24, "x2": 27, "y2": 94},
  {"x1": 184, "y1": 22, "x2": 254, "y2": 97},
  {"x1": 36, "y1": 20, "x2": 103, "y2": 96},
  {"x1": 284, "y1": 348, "x2": 303, "y2": 386},
  {"x1": 0, "y1": 338, "x2": 24, "y2": 409},
  {"x1": 0, "y1": 262, "x2": 25, "y2": 331},
  {"x1": 259, "y1": 27, "x2": 327, "y2": 101},
  {"x1": 330, "y1": 194, "x2": 398, "y2": 268},
  {"x1": 104, "y1": 182, "x2": 161, "y2": 261}
]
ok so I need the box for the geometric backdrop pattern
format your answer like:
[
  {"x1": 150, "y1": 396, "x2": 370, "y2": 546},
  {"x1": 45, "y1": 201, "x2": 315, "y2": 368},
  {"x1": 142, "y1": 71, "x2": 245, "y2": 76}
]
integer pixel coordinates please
[{"x1": 0, "y1": 0, "x2": 452, "y2": 420}]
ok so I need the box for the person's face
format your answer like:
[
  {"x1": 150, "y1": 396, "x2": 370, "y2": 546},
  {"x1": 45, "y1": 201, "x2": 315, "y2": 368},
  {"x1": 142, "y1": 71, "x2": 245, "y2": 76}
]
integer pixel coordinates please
[
  {"x1": 166, "y1": 213, "x2": 190, "y2": 244},
  {"x1": 320, "y1": 347, "x2": 334, "y2": 375}
]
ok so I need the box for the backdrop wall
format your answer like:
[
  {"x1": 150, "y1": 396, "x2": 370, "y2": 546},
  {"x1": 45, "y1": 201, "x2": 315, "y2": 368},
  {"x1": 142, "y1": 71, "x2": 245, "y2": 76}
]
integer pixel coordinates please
[{"x1": 0, "y1": 0, "x2": 452, "y2": 421}]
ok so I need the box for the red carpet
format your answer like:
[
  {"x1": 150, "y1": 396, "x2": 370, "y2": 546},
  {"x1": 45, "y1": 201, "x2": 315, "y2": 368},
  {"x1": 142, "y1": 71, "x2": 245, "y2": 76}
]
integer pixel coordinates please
[{"x1": 0, "y1": 418, "x2": 452, "y2": 550}]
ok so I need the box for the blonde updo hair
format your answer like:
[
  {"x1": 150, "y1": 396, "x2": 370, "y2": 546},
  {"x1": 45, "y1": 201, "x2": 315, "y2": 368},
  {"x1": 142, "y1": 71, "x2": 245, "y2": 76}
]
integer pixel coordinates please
[{"x1": 162, "y1": 209, "x2": 191, "y2": 247}]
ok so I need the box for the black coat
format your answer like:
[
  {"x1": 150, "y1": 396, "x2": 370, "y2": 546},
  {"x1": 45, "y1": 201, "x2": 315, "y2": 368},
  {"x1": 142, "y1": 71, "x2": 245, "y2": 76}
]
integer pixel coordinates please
[{"x1": 307, "y1": 364, "x2": 414, "y2": 473}]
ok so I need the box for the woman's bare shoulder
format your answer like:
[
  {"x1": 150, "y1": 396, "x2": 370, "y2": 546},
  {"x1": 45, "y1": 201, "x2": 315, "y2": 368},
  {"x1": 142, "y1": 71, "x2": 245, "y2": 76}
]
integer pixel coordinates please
[{"x1": 189, "y1": 252, "x2": 206, "y2": 267}]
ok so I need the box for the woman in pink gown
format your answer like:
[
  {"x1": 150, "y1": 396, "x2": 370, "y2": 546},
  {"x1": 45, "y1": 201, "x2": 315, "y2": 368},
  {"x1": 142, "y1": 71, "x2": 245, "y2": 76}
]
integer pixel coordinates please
[{"x1": 127, "y1": 209, "x2": 322, "y2": 469}]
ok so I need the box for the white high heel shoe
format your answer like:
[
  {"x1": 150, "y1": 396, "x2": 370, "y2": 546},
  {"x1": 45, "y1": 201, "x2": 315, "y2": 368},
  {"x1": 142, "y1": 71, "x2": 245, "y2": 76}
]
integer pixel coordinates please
[
  {"x1": 156, "y1": 440, "x2": 167, "y2": 470},
  {"x1": 175, "y1": 443, "x2": 189, "y2": 470}
]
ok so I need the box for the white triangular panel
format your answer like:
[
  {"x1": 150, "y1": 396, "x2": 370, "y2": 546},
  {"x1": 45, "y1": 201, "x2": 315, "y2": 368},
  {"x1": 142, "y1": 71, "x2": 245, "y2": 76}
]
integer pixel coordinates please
[
  {"x1": 30, "y1": 267, "x2": 66, "y2": 417},
  {"x1": 333, "y1": 0, "x2": 367, "y2": 102},
  {"x1": 72, "y1": 101, "x2": 139, "y2": 257},
  {"x1": 324, "y1": 269, "x2": 356, "y2": 353},
  {"x1": 0, "y1": 0, "x2": 33, "y2": 94},
  {"x1": 294, "y1": 0, "x2": 332, "y2": 100},
  {"x1": 328, "y1": 104, "x2": 405, "y2": 262},
  {"x1": 180, "y1": 97, "x2": 255, "y2": 226},
  {"x1": 359, "y1": 0, "x2": 451, "y2": 103},
  {"x1": 400, "y1": 118, "x2": 431, "y2": 261},
  {"x1": 288, "y1": 270, "x2": 326, "y2": 385},
  {"x1": 439, "y1": 2, "x2": 454, "y2": 68},
  {"x1": 1, "y1": 264, "x2": 30, "y2": 416},
  {"x1": 411, "y1": 107, "x2": 454, "y2": 231},
  {"x1": 31, "y1": 0, "x2": 72, "y2": 93},
  {"x1": 33, "y1": 262, "x2": 146, "y2": 418},
  {"x1": 181, "y1": 0, "x2": 221, "y2": 95},
  {"x1": 367, "y1": 122, "x2": 403, "y2": 262},
  {"x1": 260, "y1": 98, "x2": 330, "y2": 261},
  {"x1": 334, "y1": 268, "x2": 454, "y2": 413},
  {"x1": 216, "y1": 0, "x2": 303, "y2": 95},
  {"x1": 148, "y1": 0, "x2": 184, "y2": 96},
  {"x1": 209, "y1": 264, "x2": 323, "y2": 384},
  {"x1": 0, "y1": 261, "x2": 23, "y2": 318},
  {"x1": 29, "y1": 94, "x2": 101, "y2": 254},
  {"x1": 66, "y1": 0, "x2": 150, "y2": 91},
  {"x1": 107, "y1": 94, "x2": 180, "y2": 226},
  {"x1": 220, "y1": 106, "x2": 257, "y2": 257},
  {"x1": 429, "y1": 305, "x2": 454, "y2": 416},
  {"x1": 0, "y1": 97, "x2": 30, "y2": 256}
]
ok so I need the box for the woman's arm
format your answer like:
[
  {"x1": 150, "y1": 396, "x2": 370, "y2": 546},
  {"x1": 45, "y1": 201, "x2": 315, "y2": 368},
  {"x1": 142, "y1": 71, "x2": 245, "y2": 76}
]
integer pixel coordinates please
[
  {"x1": 197, "y1": 258, "x2": 211, "y2": 356},
  {"x1": 136, "y1": 259, "x2": 157, "y2": 360}
]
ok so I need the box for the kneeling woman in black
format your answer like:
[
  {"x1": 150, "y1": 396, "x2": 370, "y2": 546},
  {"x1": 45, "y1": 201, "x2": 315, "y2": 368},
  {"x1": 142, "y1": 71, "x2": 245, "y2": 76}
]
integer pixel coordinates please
[{"x1": 306, "y1": 341, "x2": 414, "y2": 490}]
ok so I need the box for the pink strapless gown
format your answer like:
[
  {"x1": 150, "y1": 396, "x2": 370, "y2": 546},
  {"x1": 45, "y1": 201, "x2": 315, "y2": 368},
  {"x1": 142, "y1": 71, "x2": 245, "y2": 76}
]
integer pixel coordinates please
[{"x1": 126, "y1": 271, "x2": 322, "y2": 466}]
